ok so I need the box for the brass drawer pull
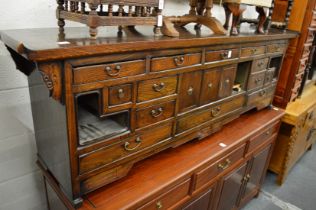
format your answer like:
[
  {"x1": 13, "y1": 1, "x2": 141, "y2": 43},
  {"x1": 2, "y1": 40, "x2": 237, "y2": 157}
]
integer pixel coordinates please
[
  {"x1": 174, "y1": 56, "x2": 185, "y2": 66},
  {"x1": 259, "y1": 90, "x2": 266, "y2": 96},
  {"x1": 218, "y1": 158, "x2": 231, "y2": 170},
  {"x1": 105, "y1": 65, "x2": 121, "y2": 77},
  {"x1": 118, "y1": 88, "x2": 125, "y2": 99},
  {"x1": 221, "y1": 51, "x2": 229, "y2": 59},
  {"x1": 153, "y1": 82, "x2": 165, "y2": 92},
  {"x1": 243, "y1": 174, "x2": 251, "y2": 182},
  {"x1": 258, "y1": 61, "x2": 264, "y2": 67},
  {"x1": 266, "y1": 130, "x2": 271, "y2": 136},
  {"x1": 156, "y1": 201, "x2": 163, "y2": 209},
  {"x1": 124, "y1": 137, "x2": 142, "y2": 151},
  {"x1": 208, "y1": 83, "x2": 213, "y2": 88},
  {"x1": 251, "y1": 48, "x2": 257, "y2": 54},
  {"x1": 151, "y1": 107, "x2": 163, "y2": 118},
  {"x1": 255, "y1": 78, "x2": 262, "y2": 84},
  {"x1": 187, "y1": 86, "x2": 194, "y2": 96},
  {"x1": 211, "y1": 106, "x2": 221, "y2": 117}
]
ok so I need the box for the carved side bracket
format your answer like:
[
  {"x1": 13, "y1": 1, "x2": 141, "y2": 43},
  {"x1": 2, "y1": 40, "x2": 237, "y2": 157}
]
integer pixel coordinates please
[{"x1": 38, "y1": 62, "x2": 64, "y2": 103}]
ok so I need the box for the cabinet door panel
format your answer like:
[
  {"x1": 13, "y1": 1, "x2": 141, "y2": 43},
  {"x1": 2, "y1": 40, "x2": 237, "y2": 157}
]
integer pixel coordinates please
[
  {"x1": 200, "y1": 68, "x2": 221, "y2": 105},
  {"x1": 182, "y1": 187, "x2": 214, "y2": 210},
  {"x1": 217, "y1": 163, "x2": 247, "y2": 210},
  {"x1": 218, "y1": 66, "x2": 237, "y2": 99},
  {"x1": 178, "y1": 71, "x2": 202, "y2": 113}
]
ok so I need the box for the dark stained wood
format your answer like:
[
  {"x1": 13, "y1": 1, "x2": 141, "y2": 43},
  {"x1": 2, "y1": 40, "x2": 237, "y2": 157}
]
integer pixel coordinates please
[
  {"x1": 251, "y1": 58, "x2": 269, "y2": 73},
  {"x1": 218, "y1": 65, "x2": 236, "y2": 98},
  {"x1": 182, "y1": 188, "x2": 214, "y2": 210},
  {"x1": 241, "y1": 46, "x2": 266, "y2": 58},
  {"x1": 108, "y1": 84, "x2": 133, "y2": 106},
  {"x1": 200, "y1": 68, "x2": 221, "y2": 105},
  {"x1": 205, "y1": 48, "x2": 239, "y2": 63}
]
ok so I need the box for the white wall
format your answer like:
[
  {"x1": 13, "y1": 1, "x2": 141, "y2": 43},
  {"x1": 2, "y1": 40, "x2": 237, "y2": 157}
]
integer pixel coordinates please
[{"x1": 0, "y1": 1, "x2": 257, "y2": 209}]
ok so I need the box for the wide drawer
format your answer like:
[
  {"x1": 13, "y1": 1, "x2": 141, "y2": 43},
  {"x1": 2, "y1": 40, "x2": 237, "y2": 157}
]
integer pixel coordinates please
[
  {"x1": 205, "y1": 48, "x2": 239, "y2": 63},
  {"x1": 252, "y1": 58, "x2": 269, "y2": 73},
  {"x1": 176, "y1": 94, "x2": 245, "y2": 134},
  {"x1": 109, "y1": 84, "x2": 132, "y2": 106},
  {"x1": 137, "y1": 76, "x2": 178, "y2": 102},
  {"x1": 267, "y1": 43, "x2": 286, "y2": 54},
  {"x1": 73, "y1": 60, "x2": 146, "y2": 84},
  {"x1": 248, "y1": 71, "x2": 266, "y2": 91},
  {"x1": 151, "y1": 53, "x2": 202, "y2": 72},
  {"x1": 139, "y1": 179, "x2": 191, "y2": 210},
  {"x1": 79, "y1": 123, "x2": 172, "y2": 174},
  {"x1": 240, "y1": 46, "x2": 265, "y2": 57},
  {"x1": 194, "y1": 144, "x2": 246, "y2": 191},
  {"x1": 136, "y1": 100, "x2": 175, "y2": 128}
]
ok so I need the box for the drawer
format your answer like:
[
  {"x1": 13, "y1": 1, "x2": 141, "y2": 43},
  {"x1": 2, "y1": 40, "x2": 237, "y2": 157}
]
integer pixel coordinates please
[
  {"x1": 139, "y1": 179, "x2": 191, "y2": 210},
  {"x1": 151, "y1": 53, "x2": 202, "y2": 72},
  {"x1": 302, "y1": 43, "x2": 312, "y2": 59},
  {"x1": 136, "y1": 100, "x2": 175, "y2": 128},
  {"x1": 247, "y1": 85, "x2": 275, "y2": 109},
  {"x1": 252, "y1": 58, "x2": 269, "y2": 73},
  {"x1": 218, "y1": 65, "x2": 237, "y2": 99},
  {"x1": 176, "y1": 94, "x2": 245, "y2": 134},
  {"x1": 200, "y1": 68, "x2": 221, "y2": 105},
  {"x1": 73, "y1": 60, "x2": 146, "y2": 84},
  {"x1": 241, "y1": 46, "x2": 265, "y2": 57},
  {"x1": 267, "y1": 43, "x2": 286, "y2": 54},
  {"x1": 247, "y1": 71, "x2": 266, "y2": 91},
  {"x1": 311, "y1": 11, "x2": 316, "y2": 27},
  {"x1": 79, "y1": 123, "x2": 172, "y2": 174},
  {"x1": 109, "y1": 84, "x2": 132, "y2": 106},
  {"x1": 205, "y1": 49, "x2": 239, "y2": 63},
  {"x1": 264, "y1": 69, "x2": 276, "y2": 86},
  {"x1": 247, "y1": 123, "x2": 278, "y2": 153},
  {"x1": 307, "y1": 28, "x2": 315, "y2": 43},
  {"x1": 194, "y1": 144, "x2": 246, "y2": 191},
  {"x1": 137, "y1": 76, "x2": 178, "y2": 102}
]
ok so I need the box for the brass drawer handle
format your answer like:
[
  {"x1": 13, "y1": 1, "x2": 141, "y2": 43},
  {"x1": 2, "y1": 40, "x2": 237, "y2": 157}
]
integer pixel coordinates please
[
  {"x1": 208, "y1": 83, "x2": 213, "y2": 88},
  {"x1": 266, "y1": 130, "x2": 271, "y2": 136},
  {"x1": 211, "y1": 106, "x2": 221, "y2": 117},
  {"x1": 251, "y1": 48, "x2": 257, "y2": 54},
  {"x1": 221, "y1": 51, "x2": 229, "y2": 59},
  {"x1": 259, "y1": 90, "x2": 266, "y2": 96},
  {"x1": 255, "y1": 78, "x2": 262, "y2": 84},
  {"x1": 174, "y1": 56, "x2": 185, "y2": 66},
  {"x1": 151, "y1": 107, "x2": 163, "y2": 118},
  {"x1": 153, "y1": 82, "x2": 165, "y2": 92},
  {"x1": 124, "y1": 137, "x2": 142, "y2": 151},
  {"x1": 118, "y1": 88, "x2": 125, "y2": 99},
  {"x1": 105, "y1": 65, "x2": 121, "y2": 77},
  {"x1": 225, "y1": 79, "x2": 230, "y2": 84},
  {"x1": 156, "y1": 201, "x2": 163, "y2": 209},
  {"x1": 243, "y1": 174, "x2": 251, "y2": 182},
  {"x1": 258, "y1": 61, "x2": 264, "y2": 67},
  {"x1": 218, "y1": 158, "x2": 231, "y2": 170},
  {"x1": 187, "y1": 86, "x2": 194, "y2": 96}
]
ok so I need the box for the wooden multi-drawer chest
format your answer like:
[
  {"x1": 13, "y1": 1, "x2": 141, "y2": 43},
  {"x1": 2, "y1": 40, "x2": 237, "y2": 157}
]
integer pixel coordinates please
[{"x1": 1, "y1": 27, "x2": 295, "y2": 207}]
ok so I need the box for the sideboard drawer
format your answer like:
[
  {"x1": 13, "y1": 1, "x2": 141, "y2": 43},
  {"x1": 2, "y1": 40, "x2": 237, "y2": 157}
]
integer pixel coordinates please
[
  {"x1": 194, "y1": 144, "x2": 246, "y2": 191},
  {"x1": 151, "y1": 53, "x2": 202, "y2": 72},
  {"x1": 136, "y1": 100, "x2": 175, "y2": 128},
  {"x1": 252, "y1": 58, "x2": 269, "y2": 73},
  {"x1": 73, "y1": 60, "x2": 146, "y2": 84},
  {"x1": 137, "y1": 76, "x2": 178, "y2": 102},
  {"x1": 248, "y1": 71, "x2": 266, "y2": 91},
  {"x1": 109, "y1": 84, "x2": 132, "y2": 106},
  {"x1": 241, "y1": 46, "x2": 265, "y2": 57},
  {"x1": 247, "y1": 85, "x2": 275, "y2": 108},
  {"x1": 267, "y1": 44, "x2": 286, "y2": 54},
  {"x1": 139, "y1": 179, "x2": 191, "y2": 210},
  {"x1": 205, "y1": 48, "x2": 239, "y2": 63},
  {"x1": 264, "y1": 69, "x2": 275, "y2": 86},
  {"x1": 79, "y1": 123, "x2": 172, "y2": 174}
]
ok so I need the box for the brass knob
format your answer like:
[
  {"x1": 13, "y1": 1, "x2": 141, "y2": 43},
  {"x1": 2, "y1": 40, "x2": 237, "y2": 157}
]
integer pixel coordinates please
[
  {"x1": 208, "y1": 83, "x2": 213, "y2": 88},
  {"x1": 153, "y1": 82, "x2": 165, "y2": 92},
  {"x1": 225, "y1": 79, "x2": 230, "y2": 84},
  {"x1": 218, "y1": 159, "x2": 231, "y2": 170},
  {"x1": 118, "y1": 88, "x2": 124, "y2": 99},
  {"x1": 156, "y1": 201, "x2": 163, "y2": 209},
  {"x1": 174, "y1": 56, "x2": 185, "y2": 66},
  {"x1": 115, "y1": 65, "x2": 121, "y2": 70},
  {"x1": 187, "y1": 86, "x2": 194, "y2": 96},
  {"x1": 151, "y1": 107, "x2": 163, "y2": 118}
]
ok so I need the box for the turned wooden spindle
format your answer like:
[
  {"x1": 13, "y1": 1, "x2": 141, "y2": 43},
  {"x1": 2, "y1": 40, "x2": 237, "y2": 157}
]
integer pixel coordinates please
[
  {"x1": 100, "y1": 4, "x2": 103, "y2": 13},
  {"x1": 204, "y1": 0, "x2": 213, "y2": 17},
  {"x1": 118, "y1": 5, "x2": 124, "y2": 16},
  {"x1": 146, "y1": 7, "x2": 151, "y2": 17},
  {"x1": 128, "y1": 6, "x2": 133, "y2": 17},
  {"x1": 189, "y1": 0, "x2": 197, "y2": 15},
  {"x1": 75, "y1": 2, "x2": 79, "y2": 13},
  {"x1": 57, "y1": 0, "x2": 65, "y2": 33},
  {"x1": 154, "y1": 7, "x2": 162, "y2": 36},
  {"x1": 88, "y1": 3, "x2": 98, "y2": 38},
  {"x1": 284, "y1": 0, "x2": 294, "y2": 31},
  {"x1": 136, "y1": 6, "x2": 141, "y2": 17},
  {"x1": 64, "y1": 1, "x2": 68, "y2": 11},
  {"x1": 266, "y1": 0, "x2": 275, "y2": 31},
  {"x1": 80, "y1": 2, "x2": 85, "y2": 14},
  {"x1": 70, "y1": 1, "x2": 75, "y2": 12},
  {"x1": 108, "y1": 4, "x2": 113, "y2": 16}
]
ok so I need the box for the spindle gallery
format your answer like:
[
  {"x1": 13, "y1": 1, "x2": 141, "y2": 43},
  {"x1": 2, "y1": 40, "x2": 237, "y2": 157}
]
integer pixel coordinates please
[{"x1": 56, "y1": 0, "x2": 165, "y2": 38}]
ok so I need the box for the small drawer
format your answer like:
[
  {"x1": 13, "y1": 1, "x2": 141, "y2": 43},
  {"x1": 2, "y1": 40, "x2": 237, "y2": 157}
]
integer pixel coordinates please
[
  {"x1": 241, "y1": 46, "x2": 265, "y2": 57},
  {"x1": 137, "y1": 76, "x2": 178, "y2": 102},
  {"x1": 307, "y1": 28, "x2": 315, "y2": 43},
  {"x1": 205, "y1": 49, "x2": 239, "y2": 63},
  {"x1": 252, "y1": 58, "x2": 269, "y2": 72},
  {"x1": 194, "y1": 144, "x2": 246, "y2": 191},
  {"x1": 267, "y1": 44, "x2": 286, "y2": 54},
  {"x1": 247, "y1": 85, "x2": 275, "y2": 109},
  {"x1": 109, "y1": 84, "x2": 132, "y2": 106},
  {"x1": 73, "y1": 60, "x2": 146, "y2": 84},
  {"x1": 248, "y1": 71, "x2": 266, "y2": 91},
  {"x1": 79, "y1": 123, "x2": 172, "y2": 174},
  {"x1": 264, "y1": 69, "x2": 276, "y2": 86},
  {"x1": 139, "y1": 179, "x2": 191, "y2": 210},
  {"x1": 247, "y1": 124, "x2": 278, "y2": 153},
  {"x1": 151, "y1": 53, "x2": 202, "y2": 72},
  {"x1": 136, "y1": 101, "x2": 175, "y2": 128}
]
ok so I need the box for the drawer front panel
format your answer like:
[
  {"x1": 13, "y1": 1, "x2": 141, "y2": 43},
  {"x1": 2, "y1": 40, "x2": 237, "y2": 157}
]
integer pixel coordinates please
[
  {"x1": 79, "y1": 123, "x2": 172, "y2": 174},
  {"x1": 137, "y1": 76, "x2": 178, "y2": 102},
  {"x1": 109, "y1": 84, "x2": 132, "y2": 106},
  {"x1": 139, "y1": 179, "x2": 191, "y2": 210},
  {"x1": 218, "y1": 65, "x2": 237, "y2": 99},
  {"x1": 252, "y1": 58, "x2": 269, "y2": 73},
  {"x1": 267, "y1": 44, "x2": 286, "y2": 54},
  {"x1": 248, "y1": 71, "x2": 266, "y2": 91},
  {"x1": 194, "y1": 144, "x2": 246, "y2": 191},
  {"x1": 136, "y1": 101, "x2": 175, "y2": 128},
  {"x1": 200, "y1": 68, "x2": 221, "y2": 105},
  {"x1": 241, "y1": 46, "x2": 265, "y2": 57},
  {"x1": 205, "y1": 49, "x2": 239, "y2": 63},
  {"x1": 176, "y1": 94, "x2": 245, "y2": 134},
  {"x1": 247, "y1": 85, "x2": 275, "y2": 108},
  {"x1": 264, "y1": 69, "x2": 275, "y2": 86},
  {"x1": 178, "y1": 71, "x2": 203, "y2": 113},
  {"x1": 151, "y1": 53, "x2": 202, "y2": 72},
  {"x1": 74, "y1": 60, "x2": 146, "y2": 84}
]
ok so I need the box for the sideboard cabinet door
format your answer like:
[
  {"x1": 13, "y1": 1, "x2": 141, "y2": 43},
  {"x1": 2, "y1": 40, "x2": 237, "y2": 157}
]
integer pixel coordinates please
[
  {"x1": 218, "y1": 65, "x2": 237, "y2": 99},
  {"x1": 182, "y1": 187, "x2": 215, "y2": 210}
]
